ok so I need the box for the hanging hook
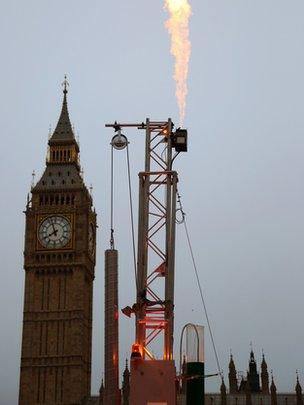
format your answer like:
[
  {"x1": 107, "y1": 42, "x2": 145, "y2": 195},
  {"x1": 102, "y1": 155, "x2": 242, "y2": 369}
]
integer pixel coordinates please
[
  {"x1": 110, "y1": 228, "x2": 115, "y2": 250},
  {"x1": 176, "y1": 189, "x2": 186, "y2": 224}
]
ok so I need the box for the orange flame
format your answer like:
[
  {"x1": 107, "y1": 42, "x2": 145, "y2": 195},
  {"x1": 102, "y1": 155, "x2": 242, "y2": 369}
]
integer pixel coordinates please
[{"x1": 165, "y1": 0, "x2": 192, "y2": 126}]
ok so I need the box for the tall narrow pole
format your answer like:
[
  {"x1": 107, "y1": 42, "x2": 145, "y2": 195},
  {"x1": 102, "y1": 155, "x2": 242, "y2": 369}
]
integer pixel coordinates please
[
  {"x1": 136, "y1": 119, "x2": 152, "y2": 355},
  {"x1": 104, "y1": 249, "x2": 120, "y2": 405},
  {"x1": 164, "y1": 119, "x2": 175, "y2": 359}
]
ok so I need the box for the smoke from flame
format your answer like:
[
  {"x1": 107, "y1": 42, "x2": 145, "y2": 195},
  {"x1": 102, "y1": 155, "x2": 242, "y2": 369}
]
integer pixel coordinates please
[{"x1": 165, "y1": 0, "x2": 191, "y2": 126}]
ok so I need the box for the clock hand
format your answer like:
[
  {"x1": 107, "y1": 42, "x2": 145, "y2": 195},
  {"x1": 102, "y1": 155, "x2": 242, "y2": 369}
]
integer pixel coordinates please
[
  {"x1": 48, "y1": 229, "x2": 58, "y2": 237},
  {"x1": 51, "y1": 219, "x2": 56, "y2": 233}
]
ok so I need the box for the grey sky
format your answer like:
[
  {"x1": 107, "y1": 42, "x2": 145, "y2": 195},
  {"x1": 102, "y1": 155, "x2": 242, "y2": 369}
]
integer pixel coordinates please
[{"x1": 1, "y1": 1, "x2": 304, "y2": 403}]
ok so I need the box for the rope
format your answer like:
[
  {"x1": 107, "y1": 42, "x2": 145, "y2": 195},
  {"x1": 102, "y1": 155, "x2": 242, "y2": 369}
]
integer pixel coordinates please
[
  {"x1": 110, "y1": 144, "x2": 115, "y2": 249},
  {"x1": 177, "y1": 190, "x2": 222, "y2": 379},
  {"x1": 126, "y1": 144, "x2": 138, "y2": 291},
  {"x1": 110, "y1": 137, "x2": 137, "y2": 289}
]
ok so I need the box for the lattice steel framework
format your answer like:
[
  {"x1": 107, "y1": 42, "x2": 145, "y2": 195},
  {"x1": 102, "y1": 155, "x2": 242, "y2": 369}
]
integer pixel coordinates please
[{"x1": 106, "y1": 119, "x2": 178, "y2": 361}]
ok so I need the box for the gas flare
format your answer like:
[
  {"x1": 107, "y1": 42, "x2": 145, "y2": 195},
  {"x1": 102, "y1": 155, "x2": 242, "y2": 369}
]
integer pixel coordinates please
[{"x1": 165, "y1": 0, "x2": 192, "y2": 126}]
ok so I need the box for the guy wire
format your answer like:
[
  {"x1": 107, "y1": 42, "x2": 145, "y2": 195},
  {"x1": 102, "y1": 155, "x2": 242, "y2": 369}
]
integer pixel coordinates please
[{"x1": 177, "y1": 189, "x2": 222, "y2": 379}]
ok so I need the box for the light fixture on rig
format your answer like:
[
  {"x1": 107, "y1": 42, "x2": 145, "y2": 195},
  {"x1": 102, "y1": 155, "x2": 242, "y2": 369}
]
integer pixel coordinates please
[
  {"x1": 111, "y1": 122, "x2": 128, "y2": 150},
  {"x1": 172, "y1": 128, "x2": 188, "y2": 152}
]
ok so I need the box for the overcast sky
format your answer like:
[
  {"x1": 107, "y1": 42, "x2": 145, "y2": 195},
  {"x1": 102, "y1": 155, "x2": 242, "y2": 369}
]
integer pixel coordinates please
[{"x1": 1, "y1": 1, "x2": 304, "y2": 403}]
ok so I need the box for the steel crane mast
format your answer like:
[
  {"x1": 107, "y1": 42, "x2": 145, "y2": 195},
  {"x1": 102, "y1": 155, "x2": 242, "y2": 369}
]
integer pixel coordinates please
[
  {"x1": 136, "y1": 118, "x2": 177, "y2": 360},
  {"x1": 106, "y1": 118, "x2": 179, "y2": 361}
]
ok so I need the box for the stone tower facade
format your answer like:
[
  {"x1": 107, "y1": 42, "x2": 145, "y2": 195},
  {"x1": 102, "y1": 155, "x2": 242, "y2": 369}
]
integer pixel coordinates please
[
  {"x1": 261, "y1": 354, "x2": 270, "y2": 394},
  {"x1": 19, "y1": 83, "x2": 96, "y2": 404},
  {"x1": 122, "y1": 360, "x2": 130, "y2": 405},
  {"x1": 229, "y1": 354, "x2": 238, "y2": 394},
  {"x1": 247, "y1": 350, "x2": 260, "y2": 393}
]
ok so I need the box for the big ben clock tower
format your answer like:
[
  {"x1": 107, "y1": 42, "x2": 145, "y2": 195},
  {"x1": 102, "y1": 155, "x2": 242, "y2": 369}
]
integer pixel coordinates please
[{"x1": 19, "y1": 80, "x2": 96, "y2": 404}]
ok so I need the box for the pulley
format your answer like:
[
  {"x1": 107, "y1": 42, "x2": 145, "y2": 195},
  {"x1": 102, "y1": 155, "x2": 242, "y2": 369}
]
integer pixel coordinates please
[{"x1": 111, "y1": 128, "x2": 128, "y2": 150}]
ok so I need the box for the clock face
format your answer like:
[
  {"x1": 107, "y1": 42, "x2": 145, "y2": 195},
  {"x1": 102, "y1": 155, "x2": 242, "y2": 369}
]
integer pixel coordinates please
[
  {"x1": 38, "y1": 216, "x2": 71, "y2": 249},
  {"x1": 88, "y1": 223, "x2": 95, "y2": 255}
]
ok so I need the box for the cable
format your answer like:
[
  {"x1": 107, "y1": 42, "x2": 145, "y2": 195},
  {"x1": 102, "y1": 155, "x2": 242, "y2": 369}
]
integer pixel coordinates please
[
  {"x1": 110, "y1": 136, "x2": 137, "y2": 289},
  {"x1": 177, "y1": 190, "x2": 222, "y2": 379},
  {"x1": 110, "y1": 144, "x2": 115, "y2": 249},
  {"x1": 183, "y1": 219, "x2": 222, "y2": 377},
  {"x1": 126, "y1": 144, "x2": 138, "y2": 291}
]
